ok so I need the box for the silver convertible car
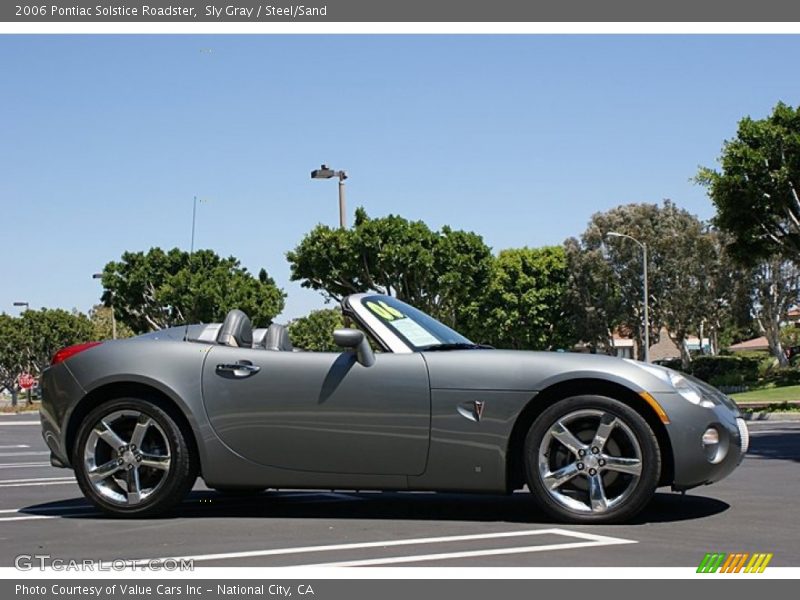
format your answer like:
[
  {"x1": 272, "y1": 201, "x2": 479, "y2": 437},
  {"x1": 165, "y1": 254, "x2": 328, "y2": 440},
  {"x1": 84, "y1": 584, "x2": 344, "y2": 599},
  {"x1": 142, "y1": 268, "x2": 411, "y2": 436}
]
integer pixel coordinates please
[{"x1": 40, "y1": 293, "x2": 748, "y2": 523}]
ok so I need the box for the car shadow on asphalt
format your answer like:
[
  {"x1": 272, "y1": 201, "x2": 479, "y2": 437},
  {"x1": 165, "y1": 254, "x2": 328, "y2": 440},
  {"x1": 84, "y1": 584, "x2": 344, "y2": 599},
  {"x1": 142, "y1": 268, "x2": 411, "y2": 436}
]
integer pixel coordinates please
[
  {"x1": 746, "y1": 428, "x2": 800, "y2": 463},
  {"x1": 19, "y1": 489, "x2": 729, "y2": 525}
]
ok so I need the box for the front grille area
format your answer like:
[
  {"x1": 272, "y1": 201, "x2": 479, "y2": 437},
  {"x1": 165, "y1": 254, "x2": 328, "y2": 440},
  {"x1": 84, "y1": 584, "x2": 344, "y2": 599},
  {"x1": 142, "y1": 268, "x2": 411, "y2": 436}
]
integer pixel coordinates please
[{"x1": 736, "y1": 417, "x2": 750, "y2": 454}]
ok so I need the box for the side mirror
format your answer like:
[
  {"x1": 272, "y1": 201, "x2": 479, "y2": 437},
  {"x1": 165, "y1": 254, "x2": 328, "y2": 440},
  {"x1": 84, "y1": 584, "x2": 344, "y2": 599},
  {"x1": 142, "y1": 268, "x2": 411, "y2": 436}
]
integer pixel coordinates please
[{"x1": 333, "y1": 329, "x2": 375, "y2": 367}]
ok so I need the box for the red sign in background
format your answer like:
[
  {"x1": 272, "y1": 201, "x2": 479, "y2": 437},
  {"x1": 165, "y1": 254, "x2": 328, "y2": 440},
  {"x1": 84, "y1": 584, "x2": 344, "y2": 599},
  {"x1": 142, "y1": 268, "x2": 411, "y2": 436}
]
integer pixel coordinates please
[{"x1": 18, "y1": 373, "x2": 36, "y2": 390}]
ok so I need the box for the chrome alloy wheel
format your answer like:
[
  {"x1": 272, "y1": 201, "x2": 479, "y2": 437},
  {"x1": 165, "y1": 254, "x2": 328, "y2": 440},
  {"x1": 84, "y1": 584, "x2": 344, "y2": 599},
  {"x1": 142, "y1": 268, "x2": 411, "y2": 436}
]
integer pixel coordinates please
[
  {"x1": 83, "y1": 410, "x2": 172, "y2": 506},
  {"x1": 537, "y1": 409, "x2": 643, "y2": 514}
]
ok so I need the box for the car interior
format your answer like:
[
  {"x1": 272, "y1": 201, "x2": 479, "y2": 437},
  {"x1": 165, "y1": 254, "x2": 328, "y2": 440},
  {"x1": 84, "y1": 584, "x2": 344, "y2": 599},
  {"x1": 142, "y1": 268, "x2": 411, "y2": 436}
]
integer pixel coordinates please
[{"x1": 194, "y1": 309, "x2": 295, "y2": 351}]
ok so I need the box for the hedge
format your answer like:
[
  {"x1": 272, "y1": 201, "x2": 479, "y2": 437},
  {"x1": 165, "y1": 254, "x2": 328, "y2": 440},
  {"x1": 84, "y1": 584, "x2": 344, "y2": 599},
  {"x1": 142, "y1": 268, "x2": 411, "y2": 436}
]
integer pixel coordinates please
[{"x1": 660, "y1": 355, "x2": 760, "y2": 386}]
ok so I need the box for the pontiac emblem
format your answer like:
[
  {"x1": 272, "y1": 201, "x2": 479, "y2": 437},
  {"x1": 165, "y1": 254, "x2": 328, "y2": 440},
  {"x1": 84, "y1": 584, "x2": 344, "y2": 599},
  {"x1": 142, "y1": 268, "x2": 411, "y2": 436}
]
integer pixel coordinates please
[{"x1": 473, "y1": 400, "x2": 485, "y2": 421}]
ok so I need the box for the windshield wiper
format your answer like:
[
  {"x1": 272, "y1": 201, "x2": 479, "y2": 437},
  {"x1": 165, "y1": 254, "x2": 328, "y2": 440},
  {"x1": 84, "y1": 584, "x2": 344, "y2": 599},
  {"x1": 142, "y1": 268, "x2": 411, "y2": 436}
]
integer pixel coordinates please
[{"x1": 421, "y1": 342, "x2": 494, "y2": 351}]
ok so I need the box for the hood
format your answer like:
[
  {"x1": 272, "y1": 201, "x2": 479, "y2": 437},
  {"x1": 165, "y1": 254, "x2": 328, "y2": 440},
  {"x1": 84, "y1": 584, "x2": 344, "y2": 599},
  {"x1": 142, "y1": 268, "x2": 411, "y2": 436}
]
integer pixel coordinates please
[{"x1": 420, "y1": 349, "x2": 671, "y2": 393}]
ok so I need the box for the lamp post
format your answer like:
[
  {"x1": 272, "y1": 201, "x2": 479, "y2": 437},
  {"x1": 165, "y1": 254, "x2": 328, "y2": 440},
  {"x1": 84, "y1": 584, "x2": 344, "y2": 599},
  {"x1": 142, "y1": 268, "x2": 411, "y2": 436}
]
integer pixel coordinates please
[
  {"x1": 311, "y1": 164, "x2": 348, "y2": 229},
  {"x1": 606, "y1": 232, "x2": 649, "y2": 363},
  {"x1": 92, "y1": 273, "x2": 116, "y2": 340}
]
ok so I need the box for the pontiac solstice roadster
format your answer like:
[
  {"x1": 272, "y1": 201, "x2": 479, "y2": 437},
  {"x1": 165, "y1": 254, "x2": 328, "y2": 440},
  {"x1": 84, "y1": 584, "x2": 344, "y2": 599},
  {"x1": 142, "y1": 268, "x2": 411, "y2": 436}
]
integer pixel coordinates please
[{"x1": 40, "y1": 293, "x2": 748, "y2": 523}]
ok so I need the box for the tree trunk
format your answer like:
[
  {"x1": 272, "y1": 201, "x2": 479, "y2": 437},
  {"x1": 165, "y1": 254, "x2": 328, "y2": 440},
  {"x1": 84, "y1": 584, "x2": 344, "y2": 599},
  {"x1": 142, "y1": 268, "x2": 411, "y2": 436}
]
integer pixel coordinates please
[
  {"x1": 10, "y1": 387, "x2": 18, "y2": 408},
  {"x1": 669, "y1": 331, "x2": 692, "y2": 371},
  {"x1": 710, "y1": 325, "x2": 719, "y2": 356},
  {"x1": 764, "y1": 320, "x2": 789, "y2": 367},
  {"x1": 679, "y1": 340, "x2": 692, "y2": 371}
]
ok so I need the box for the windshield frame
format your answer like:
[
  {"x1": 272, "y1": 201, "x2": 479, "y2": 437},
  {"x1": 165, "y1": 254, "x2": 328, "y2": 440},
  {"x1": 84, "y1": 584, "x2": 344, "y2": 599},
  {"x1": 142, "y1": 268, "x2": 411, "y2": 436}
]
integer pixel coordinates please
[{"x1": 343, "y1": 293, "x2": 474, "y2": 353}]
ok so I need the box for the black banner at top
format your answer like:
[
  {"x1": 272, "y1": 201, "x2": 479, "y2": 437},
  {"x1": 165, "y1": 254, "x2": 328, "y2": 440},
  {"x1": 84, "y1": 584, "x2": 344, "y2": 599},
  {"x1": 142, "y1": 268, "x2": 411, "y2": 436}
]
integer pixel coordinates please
[{"x1": 4, "y1": 0, "x2": 800, "y2": 22}]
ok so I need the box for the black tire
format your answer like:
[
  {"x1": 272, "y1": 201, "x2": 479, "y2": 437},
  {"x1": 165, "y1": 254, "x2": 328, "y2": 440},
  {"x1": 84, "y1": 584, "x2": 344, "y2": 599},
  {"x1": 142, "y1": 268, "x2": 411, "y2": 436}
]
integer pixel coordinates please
[
  {"x1": 524, "y1": 395, "x2": 660, "y2": 524},
  {"x1": 73, "y1": 397, "x2": 198, "y2": 518}
]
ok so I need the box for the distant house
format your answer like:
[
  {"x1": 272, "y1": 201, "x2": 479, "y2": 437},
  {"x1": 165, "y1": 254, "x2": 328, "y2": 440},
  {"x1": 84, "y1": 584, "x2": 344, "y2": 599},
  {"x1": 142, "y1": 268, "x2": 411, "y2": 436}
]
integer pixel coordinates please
[
  {"x1": 572, "y1": 326, "x2": 709, "y2": 360},
  {"x1": 648, "y1": 327, "x2": 711, "y2": 362},
  {"x1": 728, "y1": 336, "x2": 770, "y2": 353},
  {"x1": 608, "y1": 333, "x2": 634, "y2": 359},
  {"x1": 570, "y1": 328, "x2": 635, "y2": 358},
  {"x1": 649, "y1": 328, "x2": 681, "y2": 362}
]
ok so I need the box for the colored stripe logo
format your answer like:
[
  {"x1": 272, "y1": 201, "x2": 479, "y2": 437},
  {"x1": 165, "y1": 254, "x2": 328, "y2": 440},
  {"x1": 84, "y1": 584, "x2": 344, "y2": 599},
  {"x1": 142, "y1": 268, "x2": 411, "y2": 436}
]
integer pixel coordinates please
[{"x1": 697, "y1": 552, "x2": 773, "y2": 573}]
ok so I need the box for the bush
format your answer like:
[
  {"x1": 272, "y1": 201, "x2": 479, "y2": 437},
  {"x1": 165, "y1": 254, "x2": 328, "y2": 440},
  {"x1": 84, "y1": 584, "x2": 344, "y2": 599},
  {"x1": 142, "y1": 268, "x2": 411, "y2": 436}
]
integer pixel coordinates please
[
  {"x1": 766, "y1": 367, "x2": 800, "y2": 386},
  {"x1": 657, "y1": 355, "x2": 760, "y2": 385},
  {"x1": 658, "y1": 358, "x2": 683, "y2": 372},
  {"x1": 689, "y1": 355, "x2": 759, "y2": 385},
  {"x1": 709, "y1": 372, "x2": 747, "y2": 387},
  {"x1": 758, "y1": 355, "x2": 779, "y2": 378}
]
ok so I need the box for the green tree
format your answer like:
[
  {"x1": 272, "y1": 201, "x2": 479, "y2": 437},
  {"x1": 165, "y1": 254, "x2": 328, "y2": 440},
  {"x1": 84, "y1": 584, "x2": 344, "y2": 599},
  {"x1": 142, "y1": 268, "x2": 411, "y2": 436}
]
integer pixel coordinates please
[
  {"x1": 565, "y1": 201, "x2": 724, "y2": 365},
  {"x1": 699, "y1": 232, "x2": 755, "y2": 356},
  {"x1": 463, "y1": 246, "x2": 570, "y2": 350},
  {"x1": 0, "y1": 314, "x2": 28, "y2": 407},
  {"x1": 287, "y1": 208, "x2": 493, "y2": 328},
  {"x1": 20, "y1": 308, "x2": 94, "y2": 374},
  {"x1": 697, "y1": 101, "x2": 800, "y2": 263},
  {"x1": 89, "y1": 305, "x2": 134, "y2": 341},
  {"x1": 657, "y1": 223, "x2": 720, "y2": 368},
  {"x1": 562, "y1": 237, "x2": 624, "y2": 354},
  {"x1": 750, "y1": 257, "x2": 800, "y2": 367},
  {"x1": 99, "y1": 247, "x2": 286, "y2": 333},
  {"x1": 288, "y1": 309, "x2": 345, "y2": 352},
  {"x1": 780, "y1": 324, "x2": 800, "y2": 349}
]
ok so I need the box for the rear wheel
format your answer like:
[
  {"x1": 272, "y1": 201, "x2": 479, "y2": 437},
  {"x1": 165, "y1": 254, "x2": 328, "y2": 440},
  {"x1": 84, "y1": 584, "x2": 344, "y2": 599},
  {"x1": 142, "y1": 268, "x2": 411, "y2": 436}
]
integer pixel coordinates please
[
  {"x1": 73, "y1": 397, "x2": 198, "y2": 517},
  {"x1": 524, "y1": 395, "x2": 660, "y2": 524}
]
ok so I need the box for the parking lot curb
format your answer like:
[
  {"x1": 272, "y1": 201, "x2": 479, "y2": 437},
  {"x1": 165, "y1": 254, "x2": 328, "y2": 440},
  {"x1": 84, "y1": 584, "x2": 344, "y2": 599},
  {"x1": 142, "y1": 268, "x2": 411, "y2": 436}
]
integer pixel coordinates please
[{"x1": 742, "y1": 412, "x2": 800, "y2": 422}]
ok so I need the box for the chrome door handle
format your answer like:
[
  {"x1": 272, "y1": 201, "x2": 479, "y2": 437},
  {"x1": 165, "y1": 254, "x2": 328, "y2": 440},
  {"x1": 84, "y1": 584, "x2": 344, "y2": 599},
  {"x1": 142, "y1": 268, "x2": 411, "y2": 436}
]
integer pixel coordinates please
[{"x1": 216, "y1": 362, "x2": 261, "y2": 377}]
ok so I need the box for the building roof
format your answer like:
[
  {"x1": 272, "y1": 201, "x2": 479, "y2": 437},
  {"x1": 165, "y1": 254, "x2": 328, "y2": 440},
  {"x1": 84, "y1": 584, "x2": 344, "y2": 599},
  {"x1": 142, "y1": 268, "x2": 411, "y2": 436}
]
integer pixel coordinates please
[
  {"x1": 648, "y1": 327, "x2": 680, "y2": 362},
  {"x1": 729, "y1": 336, "x2": 770, "y2": 352}
]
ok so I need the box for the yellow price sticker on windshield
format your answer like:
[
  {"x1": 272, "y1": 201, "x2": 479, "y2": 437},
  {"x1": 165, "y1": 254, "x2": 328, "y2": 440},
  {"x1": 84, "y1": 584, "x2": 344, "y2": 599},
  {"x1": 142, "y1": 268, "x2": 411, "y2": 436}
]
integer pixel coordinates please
[{"x1": 366, "y1": 300, "x2": 406, "y2": 321}]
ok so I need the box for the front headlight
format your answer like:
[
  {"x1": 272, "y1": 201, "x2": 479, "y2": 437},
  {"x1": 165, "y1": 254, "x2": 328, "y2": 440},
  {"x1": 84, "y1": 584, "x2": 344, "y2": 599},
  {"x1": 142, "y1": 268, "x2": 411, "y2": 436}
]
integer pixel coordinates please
[
  {"x1": 625, "y1": 360, "x2": 715, "y2": 408},
  {"x1": 666, "y1": 370, "x2": 714, "y2": 407}
]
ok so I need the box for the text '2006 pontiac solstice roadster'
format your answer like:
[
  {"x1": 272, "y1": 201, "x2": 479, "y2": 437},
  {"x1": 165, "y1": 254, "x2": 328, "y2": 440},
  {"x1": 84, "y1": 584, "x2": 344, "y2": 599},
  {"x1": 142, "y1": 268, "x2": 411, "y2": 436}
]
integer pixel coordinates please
[{"x1": 39, "y1": 293, "x2": 748, "y2": 523}]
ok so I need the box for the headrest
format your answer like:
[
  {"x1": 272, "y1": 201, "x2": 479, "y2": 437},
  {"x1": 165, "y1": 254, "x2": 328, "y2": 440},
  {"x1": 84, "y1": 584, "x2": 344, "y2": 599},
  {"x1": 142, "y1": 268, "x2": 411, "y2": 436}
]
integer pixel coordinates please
[
  {"x1": 263, "y1": 323, "x2": 294, "y2": 352},
  {"x1": 217, "y1": 309, "x2": 253, "y2": 348}
]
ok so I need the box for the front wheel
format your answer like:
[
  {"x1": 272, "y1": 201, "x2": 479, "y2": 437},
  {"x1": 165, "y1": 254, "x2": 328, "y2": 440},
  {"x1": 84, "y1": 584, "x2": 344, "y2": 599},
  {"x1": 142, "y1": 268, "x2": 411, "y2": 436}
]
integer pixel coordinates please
[
  {"x1": 524, "y1": 395, "x2": 661, "y2": 524},
  {"x1": 73, "y1": 397, "x2": 198, "y2": 517}
]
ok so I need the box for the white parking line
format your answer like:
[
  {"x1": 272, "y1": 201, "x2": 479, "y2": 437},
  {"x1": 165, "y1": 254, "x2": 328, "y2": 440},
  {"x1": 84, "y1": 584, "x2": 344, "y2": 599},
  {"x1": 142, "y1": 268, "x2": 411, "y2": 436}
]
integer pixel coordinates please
[
  {"x1": 129, "y1": 528, "x2": 636, "y2": 567},
  {"x1": 0, "y1": 504, "x2": 96, "y2": 522},
  {"x1": 0, "y1": 514, "x2": 59, "y2": 522},
  {"x1": 0, "y1": 504, "x2": 90, "y2": 514},
  {"x1": 0, "y1": 451, "x2": 49, "y2": 457},
  {"x1": 0, "y1": 481, "x2": 75, "y2": 488},
  {"x1": 0, "y1": 445, "x2": 30, "y2": 449},
  {"x1": 749, "y1": 429, "x2": 798, "y2": 435},
  {"x1": 0, "y1": 421, "x2": 40, "y2": 426},
  {"x1": 0, "y1": 462, "x2": 51, "y2": 469},
  {"x1": 0, "y1": 476, "x2": 75, "y2": 488},
  {"x1": 0, "y1": 476, "x2": 74, "y2": 484},
  {"x1": 305, "y1": 540, "x2": 623, "y2": 567}
]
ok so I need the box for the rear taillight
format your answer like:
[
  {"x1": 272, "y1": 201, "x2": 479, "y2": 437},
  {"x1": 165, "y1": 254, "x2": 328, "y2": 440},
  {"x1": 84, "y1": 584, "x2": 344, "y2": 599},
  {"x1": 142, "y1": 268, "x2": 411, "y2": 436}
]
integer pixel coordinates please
[{"x1": 51, "y1": 341, "x2": 103, "y2": 366}]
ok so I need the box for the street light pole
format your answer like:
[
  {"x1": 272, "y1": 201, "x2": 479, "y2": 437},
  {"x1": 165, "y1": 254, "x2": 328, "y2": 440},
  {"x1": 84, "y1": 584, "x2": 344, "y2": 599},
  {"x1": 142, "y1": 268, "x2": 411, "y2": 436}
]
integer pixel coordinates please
[
  {"x1": 92, "y1": 274, "x2": 116, "y2": 340},
  {"x1": 338, "y1": 175, "x2": 346, "y2": 230},
  {"x1": 311, "y1": 164, "x2": 348, "y2": 229},
  {"x1": 606, "y1": 232, "x2": 650, "y2": 363},
  {"x1": 643, "y1": 241, "x2": 649, "y2": 363}
]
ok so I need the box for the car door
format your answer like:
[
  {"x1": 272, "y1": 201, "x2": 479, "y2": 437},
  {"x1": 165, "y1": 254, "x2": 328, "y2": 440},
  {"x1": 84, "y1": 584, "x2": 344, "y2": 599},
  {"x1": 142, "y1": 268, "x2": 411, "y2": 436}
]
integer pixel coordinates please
[{"x1": 201, "y1": 346, "x2": 431, "y2": 475}]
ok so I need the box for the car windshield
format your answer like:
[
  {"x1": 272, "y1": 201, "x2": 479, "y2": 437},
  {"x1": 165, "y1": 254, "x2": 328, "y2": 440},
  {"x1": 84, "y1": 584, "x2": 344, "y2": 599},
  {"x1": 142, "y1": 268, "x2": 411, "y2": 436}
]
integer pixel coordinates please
[{"x1": 358, "y1": 295, "x2": 477, "y2": 351}]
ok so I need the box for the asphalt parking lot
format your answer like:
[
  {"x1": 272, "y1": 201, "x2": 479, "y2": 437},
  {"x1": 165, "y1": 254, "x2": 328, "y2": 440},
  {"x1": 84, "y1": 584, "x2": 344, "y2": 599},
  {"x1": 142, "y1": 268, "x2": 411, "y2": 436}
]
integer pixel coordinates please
[{"x1": 0, "y1": 412, "x2": 798, "y2": 568}]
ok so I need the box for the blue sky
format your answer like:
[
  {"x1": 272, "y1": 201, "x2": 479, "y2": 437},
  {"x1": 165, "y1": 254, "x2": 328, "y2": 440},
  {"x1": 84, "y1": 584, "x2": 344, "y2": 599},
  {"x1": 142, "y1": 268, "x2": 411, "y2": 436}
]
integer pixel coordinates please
[{"x1": 1, "y1": 35, "x2": 799, "y2": 321}]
